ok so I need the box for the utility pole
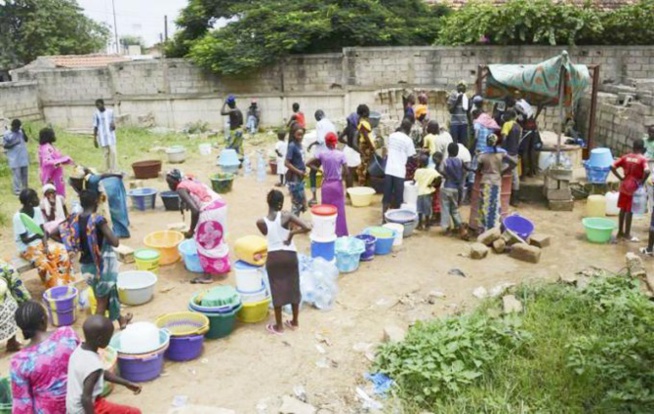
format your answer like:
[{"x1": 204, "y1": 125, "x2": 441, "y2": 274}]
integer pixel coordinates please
[
  {"x1": 112, "y1": 0, "x2": 120, "y2": 54},
  {"x1": 164, "y1": 15, "x2": 168, "y2": 42}
]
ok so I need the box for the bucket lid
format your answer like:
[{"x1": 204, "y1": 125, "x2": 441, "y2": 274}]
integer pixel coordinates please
[
  {"x1": 195, "y1": 286, "x2": 240, "y2": 308},
  {"x1": 135, "y1": 249, "x2": 160, "y2": 261},
  {"x1": 311, "y1": 204, "x2": 337, "y2": 216}
]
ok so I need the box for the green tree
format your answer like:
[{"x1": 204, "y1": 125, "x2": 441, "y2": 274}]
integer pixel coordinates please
[
  {"x1": 168, "y1": 0, "x2": 449, "y2": 75},
  {"x1": 120, "y1": 35, "x2": 146, "y2": 48},
  {"x1": 0, "y1": 0, "x2": 110, "y2": 71}
]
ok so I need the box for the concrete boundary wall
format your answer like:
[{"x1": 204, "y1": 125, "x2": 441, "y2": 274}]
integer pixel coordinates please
[
  {"x1": 5, "y1": 45, "x2": 654, "y2": 149},
  {"x1": 0, "y1": 81, "x2": 41, "y2": 122}
]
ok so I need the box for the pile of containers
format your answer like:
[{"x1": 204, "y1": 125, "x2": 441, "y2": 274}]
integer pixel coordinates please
[
  {"x1": 109, "y1": 322, "x2": 170, "y2": 382},
  {"x1": 584, "y1": 148, "x2": 613, "y2": 184},
  {"x1": 233, "y1": 235, "x2": 271, "y2": 323},
  {"x1": 310, "y1": 204, "x2": 338, "y2": 263},
  {"x1": 188, "y1": 286, "x2": 242, "y2": 339},
  {"x1": 384, "y1": 209, "x2": 419, "y2": 238},
  {"x1": 155, "y1": 312, "x2": 209, "y2": 362}
]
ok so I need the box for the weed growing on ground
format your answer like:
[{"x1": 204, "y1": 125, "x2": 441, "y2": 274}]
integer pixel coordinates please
[{"x1": 375, "y1": 276, "x2": 654, "y2": 413}]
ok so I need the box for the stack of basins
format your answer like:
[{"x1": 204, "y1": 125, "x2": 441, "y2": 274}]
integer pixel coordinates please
[
  {"x1": 109, "y1": 322, "x2": 170, "y2": 383},
  {"x1": 155, "y1": 312, "x2": 210, "y2": 362},
  {"x1": 309, "y1": 204, "x2": 338, "y2": 263},
  {"x1": 233, "y1": 235, "x2": 271, "y2": 323},
  {"x1": 188, "y1": 286, "x2": 242, "y2": 339}
]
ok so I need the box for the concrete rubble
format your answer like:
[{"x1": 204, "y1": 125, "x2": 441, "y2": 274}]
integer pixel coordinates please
[
  {"x1": 477, "y1": 227, "x2": 501, "y2": 246},
  {"x1": 470, "y1": 243, "x2": 490, "y2": 260},
  {"x1": 383, "y1": 325, "x2": 407, "y2": 343},
  {"x1": 510, "y1": 244, "x2": 542, "y2": 264}
]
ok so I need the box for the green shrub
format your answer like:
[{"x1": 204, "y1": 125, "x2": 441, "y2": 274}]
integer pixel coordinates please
[{"x1": 375, "y1": 276, "x2": 654, "y2": 412}]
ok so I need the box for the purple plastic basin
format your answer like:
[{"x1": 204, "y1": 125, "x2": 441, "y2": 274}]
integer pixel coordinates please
[
  {"x1": 117, "y1": 350, "x2": 166, "y2": 383},
  {"x1": 164, "y1": 335, "x2": 204, "y2": 362},
  {"x1": 355, "y1": 234, "x2": 376, "y2": 262}
]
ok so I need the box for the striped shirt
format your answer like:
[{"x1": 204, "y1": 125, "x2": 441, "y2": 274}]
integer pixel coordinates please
[{"x1": 93, "y1": 109, "x2": 116, "y2": 147}]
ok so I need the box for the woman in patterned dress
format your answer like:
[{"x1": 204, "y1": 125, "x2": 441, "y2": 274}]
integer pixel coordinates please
[
  {"x1": 355, "y1": 105, "x2": 373, "y2": 187},
  {"x1": 0, "y1": 260, "x2": 30, "y2": 352}
]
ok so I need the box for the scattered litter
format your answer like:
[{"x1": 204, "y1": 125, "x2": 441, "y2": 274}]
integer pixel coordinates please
[
  {"x1": 160, "y1": 287, "x2": 175, "y2": 294},
  {"x1": 279, "y1": 395, "x2": 316, "y2": 414},
  {"x1": 472, "y1": 287, "x2": 488, "y2": 299},
  {"x1": 200, "y1": 358, "x2": 208, "y2": 364},
  {"x1": 427, "y1": 290, "x2": 446, "y2": 304},
  {"x1": 172, "y1": 395, "x2": 188, "y2": 407},
  {"x1": 316, "y1": 358, "x2": 330, "y2": 369},
  {"x1": 314, "y1": 332, "x2": 332, "y2": 347},
  {"x1": 576, "y1": 266, "x2": 608, "y2": 278},
  {"x1": 448, "y1": 268, "x2": 467, "y2": 278},
  {"x1": 315, "y1": 344, "x2": 326, "y2": 354},
  {"x1": 353, "y1": 342, "x2": 376, "y2": 362},
  {"x1": 355, "y1": 387, "x2": 383, "y2": 411},
  {"x1": 255, "y1": 401, "x2": 268, "y2": 414},
  {"x1": 293, "y1": 385, "x2": 307, "y2": 403},
  {"x1": 282, "y1": 341, "x2": 292, "y2": 347},
  {"x1": 364, "y1": 373, "x2": 394, "y2": 396}
]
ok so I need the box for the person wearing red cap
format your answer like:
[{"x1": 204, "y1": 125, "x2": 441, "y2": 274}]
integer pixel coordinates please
[{"x1": 307, "y1": 132, "x2": 350, "y2": 237}]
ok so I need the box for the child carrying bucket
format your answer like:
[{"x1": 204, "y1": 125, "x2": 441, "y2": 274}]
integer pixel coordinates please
[{"x1": 256, "y1": 190, "x2": 311, "y2": 335}]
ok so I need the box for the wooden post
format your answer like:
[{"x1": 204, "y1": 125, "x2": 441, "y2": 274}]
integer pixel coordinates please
[{"x1": 586, "y1": 65, "x2": 600, "y2": 158}]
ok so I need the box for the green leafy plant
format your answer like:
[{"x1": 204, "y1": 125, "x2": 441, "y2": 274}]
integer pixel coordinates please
[{"x1": 375, "y1": 276, "x2": 654, "y2": 412}]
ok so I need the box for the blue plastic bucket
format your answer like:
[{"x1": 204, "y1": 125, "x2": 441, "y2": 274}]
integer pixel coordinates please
[
  {"x1": 335, "y1": 237, "x2": 365, "y2": 273},
  {"x1": 362, "y1": 227, "x2": 395, "y2": 256},
  {"x1": 502, "y1": 214, "x2": 535, "y2": 240},
  {"x1": 587, "y1": 148, "x2": 613, "y2": 168},
  {"x1": 310, "y1": 236, "x2": 336, "y2": 261},
  {"x1": 178, "y1": 239, "x2": 203, "y2": 273},
  {"x1": 128, "y1": 188, "x2": 157, "y2": 211},
  {"x1": 355, "y1": 234, "x2": 376, "y2": 261}
]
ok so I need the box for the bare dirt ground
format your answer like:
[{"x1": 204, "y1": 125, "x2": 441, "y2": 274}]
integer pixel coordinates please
[{"x1": 0, "y1": 142, "x2": 649, "y2": 413}]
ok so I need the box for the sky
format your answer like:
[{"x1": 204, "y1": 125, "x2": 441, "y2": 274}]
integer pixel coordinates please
[{"x1": 78, "y1": 0, "x2": 189, "y2": 51}]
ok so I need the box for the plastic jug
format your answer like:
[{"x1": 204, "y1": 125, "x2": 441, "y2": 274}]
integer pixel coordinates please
[
  {"x1": 243, "y1": 154, "x2": 252, "y2": 176},
  {"x1": 403, "y1": 181, "x2": 418, "y2": 206},
  {"x1": 256, "y1": 152, "x2": 266, "y2": 183},
  {"x1": 605, "y1": 191, "x2": 619, "y2": 216},
  {"x1": 633, "y1": 186, "x2": 647, "y2": 215},
  {"x1": 586, "y1": 195, "x2": 606, "y2": 217}
]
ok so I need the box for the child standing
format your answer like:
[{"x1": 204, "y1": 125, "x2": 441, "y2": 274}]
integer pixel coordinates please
[
  {"x1": 38, "y1": 127, "x2": 72, "y2": 197},
  {"x1": 414, "y1": 154, "x2": 441, "y2": 230},
  {"x1": 287, "y1": 102, "x2": 306, "y2": 129},
  {"x1": 3, "y1": 119, "x2": 29, "y2": 196},
  {"x1": 439, "y1": 143, "x2": 465, "y2": 237},
  {"x1": 256, "y1": 190, "x2": 310, "y2": 334},
  {"x1": 66, "y1": 315, "x2": 142, "y2": 414},
  {"x1": 285, "y1": 127, "x2": 308, "y2": 216},
  {"x1": 610, "y1": 139, "x2": 650, "y2": 241},
  {"x1": 275, "y1": 129, "x2": 288, "y2": 187}
]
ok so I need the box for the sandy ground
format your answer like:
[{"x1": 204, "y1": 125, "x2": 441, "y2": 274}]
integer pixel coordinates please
[{"x1": 0, "y1": 143, "x2": 650, "y2": 413}]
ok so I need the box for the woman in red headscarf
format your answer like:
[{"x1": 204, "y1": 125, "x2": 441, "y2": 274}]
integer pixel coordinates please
[{"x1": 307, "y1": 132, "x2": 351, "y2": 237}]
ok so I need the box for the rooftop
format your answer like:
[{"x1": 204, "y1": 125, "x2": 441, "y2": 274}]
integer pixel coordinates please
[{"x1": 21, "y1": 54, "x2": 131, "y2": 70}]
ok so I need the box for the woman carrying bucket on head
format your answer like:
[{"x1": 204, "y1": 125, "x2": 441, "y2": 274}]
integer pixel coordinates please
[
  {"x1": 166, "y1": 169, "x2": 229, "y2": 284},
  {"x1": 54, "y1": 190, "x2": 132, "y2": 329},
  {"x1": 256, "y1": 190, "x2": 311, "y2": 335},
  {"x1": 306, "y1": 132, "x2": 351, "y2": 237}
]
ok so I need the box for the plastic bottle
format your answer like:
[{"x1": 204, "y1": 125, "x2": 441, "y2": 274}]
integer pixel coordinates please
[
  {"x1": 256, "y1": 152, "x2": 266, "y2": 183},
  {"x1": 223, "y1": 120, "x2": 230, "y2": 143},
  {"x1": 633, "y1": 186, "x2": 647, "y2": 215}
]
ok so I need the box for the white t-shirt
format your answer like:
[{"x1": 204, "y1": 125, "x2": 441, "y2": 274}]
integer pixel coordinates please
[
  {"x1": 315, "y1": 118, "x2": 337, "y2": 155},
  {"x1": 515, "y1": 99, "x2": 535, "y2": 120},
  {"x1": 457, "y1": 143, "x2": 472, "y2": 164},
  {"x1": 435, "y1": 131, "x2": 454, "y2": 159},
  {"x1": 66, "y1": 346, "x2": 105, "y2": 414},
  {"x1": 13, "y1": 209, "x2": 44, "y2": 253},
  {"x1": 275, "y1": 140, "x2": 288, "y2": 175},
  {"x1": 385, "y1": 131, "x2": 416, "y2": 179},
  {"x1": 93, "y1": 109, "x2": 116, "y2": 147}
]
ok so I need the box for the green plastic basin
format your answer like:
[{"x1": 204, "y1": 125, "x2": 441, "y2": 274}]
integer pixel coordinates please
[{"x1": 582, "y1": 217, "x2": 616, "y2": 244}]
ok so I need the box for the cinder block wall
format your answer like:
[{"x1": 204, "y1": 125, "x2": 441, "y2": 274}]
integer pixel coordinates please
[{"x1": 5, "y1": 45, "x2": 654, "y2": 152}]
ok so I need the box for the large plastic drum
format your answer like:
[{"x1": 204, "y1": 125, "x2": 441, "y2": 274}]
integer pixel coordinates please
[
  {"x1": 403, "y1": 181, "x2": 418, "y2": 206},
  {"x1": 234, "y1": 260, "x2": 264, "y2": 292},
  {"x1": 311, "y1": 204, "x2": 337, "y2": 240}
]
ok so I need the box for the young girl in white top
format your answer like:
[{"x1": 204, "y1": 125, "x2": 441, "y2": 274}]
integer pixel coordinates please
[
  {"x1": 274, "y1": 130, "x2": 288, "y2": 187},
  {"x1": 256, "y1": 190, "x2": 310, "y2": 335}
]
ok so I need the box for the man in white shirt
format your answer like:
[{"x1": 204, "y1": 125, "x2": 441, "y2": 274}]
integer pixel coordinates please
[
  {"x1": 383, "y1": 118, "x2": 416, "y2": 220},
  {"x1": 307, "y1": 110, "x2": 337, "y2": 205},
  {"x1": 93, "y1": 99, "x2": 118, "y2": 172}
]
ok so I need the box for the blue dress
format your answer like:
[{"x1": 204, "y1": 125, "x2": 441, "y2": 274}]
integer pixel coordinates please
[{"x1": 86, "y1": 174, "x2": 131, "y2": 238}]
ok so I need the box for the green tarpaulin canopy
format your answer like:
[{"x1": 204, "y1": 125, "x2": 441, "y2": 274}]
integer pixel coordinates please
[{"x1": 484, "y1": 51, "x2": 590, "y2": 108}]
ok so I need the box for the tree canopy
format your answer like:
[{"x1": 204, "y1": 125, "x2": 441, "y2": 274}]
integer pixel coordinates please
[
  {"x1": 0, "y1": 0, "x2": 110, "y2": 71},
  {"x1": 167, "y1": 0, "x2": 449, "y2": 75}
]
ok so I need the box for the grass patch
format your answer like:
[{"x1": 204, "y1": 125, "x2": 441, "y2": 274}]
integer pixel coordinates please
[{"x1": 375, "y1": 276, "x2": 654, "y2": 413}]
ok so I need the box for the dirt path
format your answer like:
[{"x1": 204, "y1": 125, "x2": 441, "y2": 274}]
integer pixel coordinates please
[{"x1": 0, "y1": 143, "x2": 647, "y2": 413}]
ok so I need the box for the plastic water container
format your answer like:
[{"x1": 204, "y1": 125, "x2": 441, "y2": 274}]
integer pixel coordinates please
[
  {"x1": 584, "y1": 163, "x2": 611, "y2": 184},
  {"x1": 42, "y1": 286, "x2": 79, "y2": 327},
  {"x1": 605, "y1": 191, "x2": 620, "y2": 216},
  {"x1": 134, "y1": 249, "x2": 161, "y2": 273},
  {"x1": 178, "y1": 240, "x2": 203, "y2": 273},
  {"x1": 355, "y1": 234, "x2": 376, "y2": 262},
  {"x1": 244, "y1": 155, "x2": 252, "y2": 176},
  {"x1": 310, "y1": 235, "x2": 336, "y2": 261},
  {"x1": 383, "y1": 223, "x2": 404, "y2": 246},
  {"x1": 587, "y1": 148, "x2": 613, "y2": 168},
  {"x1": 217, "y1": 149, "x2": 240, "y2": 173},
  {"x1": 403, "y1": 181, "x2": 418, "y2": 206},
  {"x1": 363, "y1": 227, "x2": 395, "y2": 256},
  {"x1": 311, "y1": 204, "x2": 338, "y2": 240},
  {"x1": 256, "y1": 152, "x2": 266, "y2": 183},
  {"x1": 234, "y1": 260, "x2": 264, "y2": 292},
  {"x1": 334, "y1": 237, "x2": 365, "y2": 273},
  {"x1": 633, "y1": 186, "x2": 647, "y2": 215},
  {"x1": 586, "y1": 195, "x2": 606, "y2": 217}
]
